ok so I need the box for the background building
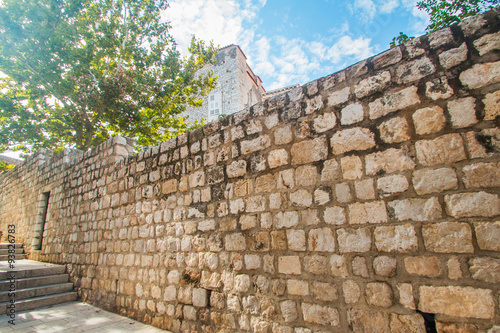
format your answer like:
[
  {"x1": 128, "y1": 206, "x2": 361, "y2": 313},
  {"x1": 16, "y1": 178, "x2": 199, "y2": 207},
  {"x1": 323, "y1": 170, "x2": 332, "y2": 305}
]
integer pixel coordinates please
[{"x1": 183, "y1": 45, "x2": 266, "y2": 123}]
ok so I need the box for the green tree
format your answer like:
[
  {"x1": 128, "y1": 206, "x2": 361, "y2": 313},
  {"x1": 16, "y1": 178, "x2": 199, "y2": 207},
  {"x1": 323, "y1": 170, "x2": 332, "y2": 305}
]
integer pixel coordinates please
[
  {"x1": 418, "y1": 0, "x2": 499, "y2": 32},
  {"x1": 0, "y1": 0, "x2": 217, "y2": 154},
  {"x1": 390, "y1": 32, "x2": 415, "y2": 48}
]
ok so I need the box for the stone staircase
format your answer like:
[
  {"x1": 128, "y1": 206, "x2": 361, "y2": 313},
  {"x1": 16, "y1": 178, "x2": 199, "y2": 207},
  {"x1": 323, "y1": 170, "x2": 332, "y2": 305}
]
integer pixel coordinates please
[
  {"x1": 0, "y1": 245, "x2": 77, "y2": 313},
  {"x1": 0, "y1": 243, "x2": 27, "y2": 261}
]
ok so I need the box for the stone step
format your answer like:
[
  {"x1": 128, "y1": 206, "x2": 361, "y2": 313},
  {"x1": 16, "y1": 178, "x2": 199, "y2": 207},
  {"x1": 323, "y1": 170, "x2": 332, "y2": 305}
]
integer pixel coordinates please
[
  {"x1": 0, "y1": 244, "x2": 23, "y2": 250},
  {"x1": 0, "y1": 265, "x2": 66, "y2": 280},
  {"x1": 0, "y1": 274, "x2": 69, "y2": 291},
  {"x1": 0, "y1": 292, "x2": 77, "y2": 314},
  {"x1": 0, "y1": 282, "x2": 74, "y2": 303},
  {"x1": 0, "y1": 254, "x2": 27, "y2": 261},
  {"x1": 0, "y1": 248, "x2": 24, "y2": 254}
]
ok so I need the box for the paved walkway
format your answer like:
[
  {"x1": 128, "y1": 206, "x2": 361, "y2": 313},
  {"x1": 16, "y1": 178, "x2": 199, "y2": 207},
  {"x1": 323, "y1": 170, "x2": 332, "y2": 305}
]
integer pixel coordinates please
[{"x1": 0, "y1": 301, "x2": 169, "y2": 332}]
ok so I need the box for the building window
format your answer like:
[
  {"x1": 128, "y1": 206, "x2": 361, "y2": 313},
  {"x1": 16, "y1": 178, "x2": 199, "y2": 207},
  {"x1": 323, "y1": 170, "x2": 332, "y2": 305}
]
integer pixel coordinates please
[{"x1": 208, "y1": 92, "x2": 222, "y2": 117}]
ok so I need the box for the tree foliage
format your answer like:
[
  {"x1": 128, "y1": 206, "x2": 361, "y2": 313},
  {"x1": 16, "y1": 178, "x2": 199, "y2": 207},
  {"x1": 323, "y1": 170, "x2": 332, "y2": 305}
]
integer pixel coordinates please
[
  {"x1": 418, "y1": 0, "x2": 499, "y2": 32},
  {"x1": 390, "y1": 32, "x2": 415, "y2": 48},
  {"x1": 0, "y1": 0, "x2": 217, "y2": 153}
]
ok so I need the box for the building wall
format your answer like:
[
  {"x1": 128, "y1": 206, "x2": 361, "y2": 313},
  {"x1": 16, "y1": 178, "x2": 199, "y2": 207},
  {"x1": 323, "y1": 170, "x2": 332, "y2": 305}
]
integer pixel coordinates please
[
  {"x1": 183, "y1": 45, "x2": 264, "y2": 124},
  {"x1": 1, "y1": 10, "x2": 500, "y2": 333}
]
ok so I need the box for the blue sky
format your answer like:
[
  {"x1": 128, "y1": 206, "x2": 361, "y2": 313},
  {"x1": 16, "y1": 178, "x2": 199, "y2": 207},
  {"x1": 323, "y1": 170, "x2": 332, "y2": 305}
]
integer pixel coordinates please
[{"x1": 164, "y1": 0, "x2": 430, "y2": 90}]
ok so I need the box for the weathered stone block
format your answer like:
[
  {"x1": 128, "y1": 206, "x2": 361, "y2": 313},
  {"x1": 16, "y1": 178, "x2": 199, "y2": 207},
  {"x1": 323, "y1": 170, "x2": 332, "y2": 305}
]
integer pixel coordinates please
[
  {"x1": 412, "y1": 167, "x2": 458, "y2": 195},
  {"x1": 341, "y1": 155, "x2": 363, "y2": 180},
  {"x1": 412, "y1": 106, "x2": 446, "y2": 135},
  {"x1": 327, "y1": 87, "x2": 350, "y2": 107},
  {"x1": 286, "y1": 229, "x2": 306, "y2": 251},
  {"x1": 365, "y1": 148, "x2": 416, "y2": 176},
  {"x1": 330, "y1": 127, "x2": 375, "y2": 155},
  {"x1": 304, "y1": 255, "x2": 328, "y2": 275},
  {"x1": 422, "y1": 222, "x2": 474, "y2": 253},
  {"x1": 354, "y1": 71, "x2": 391, "y2": 99},
  {"x1": 377, "y1": 174, "x2": 409, "y2": 196},
  {"x1": 225, "y1": 233, "x2": 246, "y2": 251},
  {"x1": 343, "y1": 280, "x2": 361, "y2": 304},
  {"x1": 337, "y1": 228, "x2": 371, "y2": 253},
  {"x1": 445, "y1": 192, "x2": 500, "y2": 217},
  {"x1": 335, "y1": 182, "x2": 352, "y2": 203},
  {"x1": 268, "y1": 149, "x2": 289, "y2": 169},
  {"x1": 341, "y1": 103, "x2": 364, "y2": 125},
  {"x1": 330, "y1": 255, "x2": 348, "y2": 277},
  {"x1": 369, "y1": 86, "x2": 420, "y2": 119},
  {"x1": 373, "y1": 256, "x2": 397, "y2": 277},
  {"x1": 415, "y1": 134, "x2": 466, "y2": 166},
  {"x1": 419, "y1": 286, "x2": 494, "y2": 319},
  {"x1": 278, "y1": 256, "x2": 301, "y2": 274},
  {"x1": 324, "y1": 206, "x2": 346, "y2": 225},
  {"x1": 162, "y1": 179, "x2": 178, "y2": 195},
  {"x1": 375, "y1": 224, "x2": 418, "y2": 252},
  {"x1": 349, "y1": 201, "x2": 388, "y2": 224},
  {"x1": 469, "y1": 257, "x2": 500, "y2": 283},
  {"x1": 439, "y1": 43, "x2": 468, "y2": 69},
  {"x1": 274, "y1": 211, "x2": 299, "y2": 229},
  {"x1": 460, "y1": 61, "x2": 500, "y2": 89},
  {"x1": 308, "y1": 228, "x2": 335, "y2": 252},
  {"x1": 425, "y1": 77, "x2": 454, "y2": 100},
  {"x1": 321, "y1": 159, "x2": 341, "y2": 182},
  {"x1": 280, "y1": 300, "x2": 298, "y2": 323},
  {"x1": 302, "y1": 303, "x2": 339, "y2": 326},
  {"x1": 313, "y1": 112, "x2": 337, "y2": 133},
  {"x1": 448, "y1": 257, "x2": 463, "y2": 280},
  {"x1": 483, "y1": 90, "x2": 500, "y2": 120},
  {"x1": 287, "y1": 279, "x2": 308, "y2": 295},
  {"x1": 473, "y1": 31, "x2": 500, "y2": 56},
  {"x1": 296, "y1": 165, "x2": 318, "y2": 187},
  {"x1": 429, "y1": 27, "x2": 454, "y2": 48},
  {"x1": 366, "y1": 282, "x2": 393, "y2": 308},
  {"x1": 193, "y1": 288, "x2": 208, "y2": 307},
  {"x1": 378, "y1": 117, "x2": 410, "y2": 143},
  {"x1": 347, "y1": 309, "x2": 390, "y2": 332},
  {"x1": 388, "y1": 197, "x2": 442, "y2": 221},
  {"x1": 240, "y1": 135, "x2": 271, "y2": 155},
  {"x1": 405, "y1": 256, "x2": 441, "y2": 277},
  {"x1": 447, "y1": 97, "x2": 478, "y2": 128},
  {"x1": 396, "y1": 57, "x2": 436, "y2": 84},
  {"x1": 474, "y1": 221, "x2": 500, "y2": 251},
  {"x1": 227, "y1": 160, "x2": 247, "y2": 178},
  {"x1": 462, "y1": 162, "x2": 500, "y2": 188},
  {"x1": 373, "y1": 47, "x2": 402, "y2": 69},
  {"x1": 291, "y1": 136, "x2": 328, "y2": 165}
]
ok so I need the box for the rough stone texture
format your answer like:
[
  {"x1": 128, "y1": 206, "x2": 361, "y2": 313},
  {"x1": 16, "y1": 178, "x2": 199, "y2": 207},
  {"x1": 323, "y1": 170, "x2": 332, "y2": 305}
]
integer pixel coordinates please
[
  {"x1": 422, "y1": 222, "x2": 474, "y2": 253},
  {"x1": 2, "y1": 13, "x2": 500, "y2": 332},
  {"x1": 412, "y1": 106, "x2": 446, "y2": 135},
  {"x1": 416, "y1": 134, "x2": 466, "y2": 166},
  {"x1": 419, "y1": 286, "x2": 495, "y2": 319},
  {"x1": 330, "y1": 127, "x2": 375, "y2": 155},
  {"x1": 369, "y1": 86, "x2": 420, "y2": 119}
]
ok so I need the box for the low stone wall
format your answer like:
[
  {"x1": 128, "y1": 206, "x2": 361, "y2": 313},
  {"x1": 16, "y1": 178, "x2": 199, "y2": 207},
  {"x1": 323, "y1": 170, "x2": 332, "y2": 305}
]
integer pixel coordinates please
[{"x1": 1, "y1": 9, "x2": 499, "y2": 332}]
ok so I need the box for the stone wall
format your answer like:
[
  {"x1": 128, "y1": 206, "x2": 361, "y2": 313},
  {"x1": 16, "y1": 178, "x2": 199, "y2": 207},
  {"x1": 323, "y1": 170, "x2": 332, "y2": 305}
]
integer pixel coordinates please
[{"x1": 1, "y1": 9, "x2": 500, "y2": 332}]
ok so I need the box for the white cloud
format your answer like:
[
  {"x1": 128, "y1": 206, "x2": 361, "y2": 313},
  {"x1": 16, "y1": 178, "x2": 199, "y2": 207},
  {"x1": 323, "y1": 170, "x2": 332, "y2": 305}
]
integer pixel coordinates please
[
  {"x1": 352, "y1": 0, "x2": 377, "y2": 21},
  {"x1": 380, "y1": 0, "x2": 400, "y2": 13}
]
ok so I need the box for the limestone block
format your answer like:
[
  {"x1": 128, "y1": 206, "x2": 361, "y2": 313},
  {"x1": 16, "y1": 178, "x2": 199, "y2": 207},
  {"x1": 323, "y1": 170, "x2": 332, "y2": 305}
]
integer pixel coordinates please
[
  {"x1": 404, "y1": 256, "x2": 441, "y2": 277},
  {"x1": 302, "y1": 303, "x2": 339, "y2": 326},
  {"x1": 483, "y1": 90, "x2": 500, "y2": 120},
  {"x1": 227, "y1": 160, "x2": 247, "y2": 178},
  {"x1": 330, "y1": 254, "x2": 348, "y2": 277},
  {"x1": 352, "y1": 256, "x2": 369, "y2": 277},
  {"x1": 354, "y1": 179, "x2": 376, "y2": 200},
  {"x1": 304, "y1": 255, "x2": 328, "y2": 275},
  {"x1": 460, "y1": 61, "x2": 500, "y2": 89},
  {"x1": 314, "y1": 188, "x2": 330, "y2": 205},
  {"x1": 254, "y1": 174, "x2": 275, "y2": 193},
  {"x1": 462, "y1": 162, "x2": 500, "y2": 188},
  {"x1": 324, "y1": 206, "x2": 346, "y2": 225},
  {"x1": 224, "y1": 233, "x2": 246, "y2": 251},
  {"x1": 313, "y1": 112, "x2": 337, "y2": 133},
  {"x1": 396, "y1": 57, "x2": 436, "y2": 84},
  {"x1": 308, "y1": 228, "x2": 335, "y2": 252},
  {"x1": 405, "y1": 37, "x2": 425, "y2": 58},
  {"x1": 378, "y1": 117, "x2": 410, "y2": 143},
  {"x1": 193, "y1": 288, "x2": 208, "y2": 307},
  {"x1": 369, "y1": 86, "x2": 420, "y2": 119},
  {"x1": 287, "y1": 279, "x2": 309, "y2": 295},
  {"x1": 373, "y1": 256, "x2": 397, "y2": 277},
  {"x1": 178, "y1": 285, "x2": 193, "y2": 304},
  {"x1": 321, "y1": 159, "x2": 341, "y2": 182},
  {"x1": 474, "y1": 221, "x2": 500, "y2": 251},
  {"x1": 335, "y1": 182, "x2": 352, "y2": 203},
  {"x1": 366, "y1": 282, "x2": 393, "y2": 308},
  {"x1": 348, "y1": 201, "x2": 388, "y2": 224},
  {"x1": 330, "y1": 127, "x2": 375, "y2": 155},
  {"x1": 412, "y1": 167, "x2": 458, "y2": 195},
  {"x1": 459, "y1": 13, "x2": 487, "y2": 36},
  {"x1": 291, "y1": 136, "x2": 328, "y2": 165},
  {"x1": 425, "y1": 77, "x2": 454, "y2": 100},
  {"x1": 445, "y1": 192, "x2": 500, "y2": 217},
  {"x1": 240, "y1": 135, "x2": 271, "y2": 155},
  {"x1": 234, "y1": 274, "x2": 251, "y2": 293},
  {"x1": 428, "y1": 27, "x2": 454, "y2": 48},
  {"x1": 280, "y1": 300, "x2": 298, "y2": 322},
  {"x1": 343, "y1": 280, "x2": 361, "y2": 304},
  {"x1": 354, "y1": 71, "x2": 391, "y2": 99},
  {"x1": 341, "y1": 155, "x2": 363, "y2": 180},
  {"x1": 274, "y1": 211, "x2": 299, "y2": 229},
  {"x1": 422, "y1": 222, "x2": 474, "y2": 253},
  {"x1": 388, "y1": 197, "x2": 442, "y2": 221},
  {"x1": 296, "y1": 165, "x2": 318, "y2": 187},
  {"x1": 337, "y1": 228, "x2": 371, "y2": 253},
  {"x1": 312, "y1": 282, "x2": 337, "y2": 302},
  {"x1": 164, "y1": 285, "x2": 177, "y2": 302},
  {"x1": 397, "y1": 283, "x2": 415, "y2": 310},
  {"x1": 412, "y1": 106, "x2": 446, "y2": 135},
  {"x1": 365, "y1": 148, "x2": 416, "y2": 175},
  {"x1": 436, "y1": 323, "x2": 478, "y2": 333},
  {"x1": 375, "y1": 224, "x2": 418, "y2": 252},
  {"x1": 305, "y1": 94, "x2": 323, "y2": 114},
  {"x1": 415, "y1": 134, "x2": 466, "y2": 166},
  {"x1": 469, "y1": 257, "x2": 500, "y2": 283},
  {"x1": 246, "y1": 119, "x2": 262, "y2": 135},
  {"x1": 327, "y1": 87, "x2": 350, "y2": 107},
  {"x1": 274, "y1": 125, "x2": 293, "y2": 145},
  {"x1": 447, "y1": 257, "x2": 463, "y2": 280},
  {"x1": 246, "y1": 195, "x2": 266, "y2": 212},
  {"x1": 271, "y1": 231, "x2": 287, "y2": 250},
  {"x1": 377, "y1": 174, "x2": 409, "y2": 196},
  {"x1": 439, "y1": 43, "x2": 468, "y2": 69},
  {"x1": 474, "y1": 31, "x2": 500, "y2": 56},
  {"x1": 341, "y1": 103, "x2": 364, "y2": 125},
  {"x1": 244, "y1": 254, "x2": 261, "y2": 270},
  {"x1": 286, "y1": 229, "x2": 306, "y2": 251},
  {"x1": 278, "y1": 256, "x2": 301, "y2": 274},
  {"x1": 447, "y1": 97, "x2": 478, "y2": 128},
  {"x1": 268, "y1": 149, "x2": 289, "y2": 169},
  {"x1": 390, "y1": 314, "x2": 426, "y2": 333},
  {"x1": 302, "y1": 209, "x2": 320, "y2": 225},
  {"x1": 347, "y1": 309, "x2": 390, "y2": 332},
  {"x1": 419, "y1": 286, "x2": 494, "y2": 319},
  {"x1": 373, "y1": 47, "x2": 402, "y2": 69}
]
